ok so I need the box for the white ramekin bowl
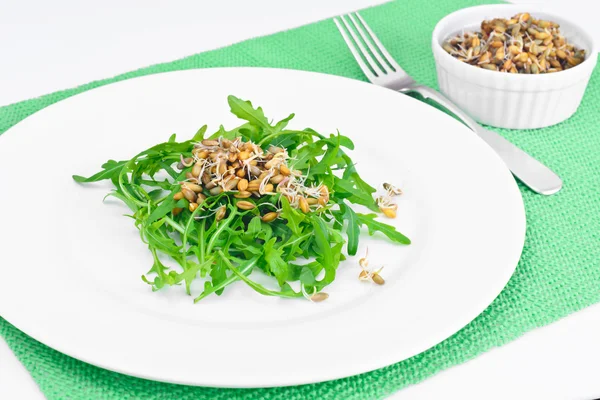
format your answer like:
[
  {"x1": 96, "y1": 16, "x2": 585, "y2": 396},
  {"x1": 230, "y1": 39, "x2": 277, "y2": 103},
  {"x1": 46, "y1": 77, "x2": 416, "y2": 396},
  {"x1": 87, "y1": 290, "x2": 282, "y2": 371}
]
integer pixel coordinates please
[{"x1": 432, "y1": 5, "x2": 597, "y2": 129}]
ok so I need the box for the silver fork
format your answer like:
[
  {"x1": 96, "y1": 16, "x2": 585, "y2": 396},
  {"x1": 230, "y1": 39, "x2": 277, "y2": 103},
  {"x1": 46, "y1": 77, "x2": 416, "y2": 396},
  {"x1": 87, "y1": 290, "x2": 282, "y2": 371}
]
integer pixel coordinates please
[{"x1": 334, "y1": 12, "x2": 562, "y2": 195}]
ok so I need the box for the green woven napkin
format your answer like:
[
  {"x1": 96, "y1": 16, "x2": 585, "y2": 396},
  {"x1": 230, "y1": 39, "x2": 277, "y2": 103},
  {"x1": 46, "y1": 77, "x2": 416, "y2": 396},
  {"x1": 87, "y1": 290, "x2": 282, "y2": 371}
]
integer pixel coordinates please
[{"x1": 2, "y1": 0, "x2": 600, "y2": 398}]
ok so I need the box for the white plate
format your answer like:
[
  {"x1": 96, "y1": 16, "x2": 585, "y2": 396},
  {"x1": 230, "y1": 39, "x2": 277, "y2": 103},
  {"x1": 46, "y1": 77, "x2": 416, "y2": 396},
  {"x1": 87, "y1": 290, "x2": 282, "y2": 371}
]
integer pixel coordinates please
[{"x1": 0, "y1": 68, "x2": 525, "y2": 388}]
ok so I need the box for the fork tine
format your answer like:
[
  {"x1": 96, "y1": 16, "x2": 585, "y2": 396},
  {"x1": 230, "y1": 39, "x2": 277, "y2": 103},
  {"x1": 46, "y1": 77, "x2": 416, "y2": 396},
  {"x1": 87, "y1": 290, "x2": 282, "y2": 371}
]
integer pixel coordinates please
[
  {"x1": 338, "y1": 15, "x2": 384, "y2": 77},
  {"x1": 347, "y1": 13, "x2": 392, "y2": 73},
  {"x1": 353, "y1": 12, "x2": 403, "y2": 72},
  {"x1": 333, "y1": 18, "x2": 377, "y2": 81}
]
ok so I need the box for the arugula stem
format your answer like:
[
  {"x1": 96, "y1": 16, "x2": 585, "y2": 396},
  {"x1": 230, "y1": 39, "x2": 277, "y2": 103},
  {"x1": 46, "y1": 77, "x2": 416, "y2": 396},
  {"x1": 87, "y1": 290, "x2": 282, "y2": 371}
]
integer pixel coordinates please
[
  {"x1": 164, "y1": 216, "x2": 186, "y2": 235},
  {"x1": 206, "y1": 208, "x2": 237, "y2": 255},
  {"x1": 181, "y1": 203, "x2": 206, "y2": 276},
  {"x1": 198, "y1": 220, "x2": 206, "y2": 264},
  {"x1": 217, "y1": 251, "x2": 302, "y2": 299}
]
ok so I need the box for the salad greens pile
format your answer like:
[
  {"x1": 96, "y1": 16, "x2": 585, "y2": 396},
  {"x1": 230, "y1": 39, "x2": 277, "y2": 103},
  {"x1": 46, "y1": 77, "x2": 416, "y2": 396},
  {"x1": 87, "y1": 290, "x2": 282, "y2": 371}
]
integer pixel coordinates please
[{"x1": 73, "y1": 96, "x2": 410, "y2": 302}]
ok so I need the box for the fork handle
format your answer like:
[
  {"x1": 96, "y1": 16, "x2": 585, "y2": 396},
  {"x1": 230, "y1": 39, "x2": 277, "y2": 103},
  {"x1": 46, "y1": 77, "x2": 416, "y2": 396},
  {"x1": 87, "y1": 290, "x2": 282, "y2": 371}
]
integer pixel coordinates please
[{"x1": 406, "y1": 85, "x2": 562, "y2": 195}]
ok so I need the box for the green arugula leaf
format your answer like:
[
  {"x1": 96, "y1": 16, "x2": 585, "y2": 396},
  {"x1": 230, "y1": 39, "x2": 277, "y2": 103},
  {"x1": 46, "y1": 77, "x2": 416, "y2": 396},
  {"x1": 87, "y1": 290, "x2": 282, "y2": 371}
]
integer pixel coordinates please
[
  {"x1": 227, "y1": 95, "x2": 272, "y2": 133},
  {"x1": 72, "y1": 159, "x2": 127, "y2": 183},
  {"x1": 340, "y1": 203, "x2": 360, "y2": 256},
  {"x1": 280, "y1": 196, "x2": 305, "y2": 236},
  {"x1": 264, "y1": 238, "x2": 289, "y2": 286},
  {"x1": 357, "y1": 213, "x2": 411, "y2": 244}
]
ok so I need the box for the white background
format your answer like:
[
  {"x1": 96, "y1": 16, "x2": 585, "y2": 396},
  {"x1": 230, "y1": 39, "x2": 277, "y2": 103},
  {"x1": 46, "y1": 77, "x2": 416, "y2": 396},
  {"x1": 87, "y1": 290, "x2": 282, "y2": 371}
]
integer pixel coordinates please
[{"x1": 1, "y1": 1, "x2": 599, "y2": 399}]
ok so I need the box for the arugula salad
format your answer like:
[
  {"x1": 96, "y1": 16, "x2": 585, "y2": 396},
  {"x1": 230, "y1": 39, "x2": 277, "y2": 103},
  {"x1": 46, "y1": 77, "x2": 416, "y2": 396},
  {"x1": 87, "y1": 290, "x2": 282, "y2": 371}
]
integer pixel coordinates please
[{"x1": 74, "y1": 96, "x2": 410, "y2": 303}]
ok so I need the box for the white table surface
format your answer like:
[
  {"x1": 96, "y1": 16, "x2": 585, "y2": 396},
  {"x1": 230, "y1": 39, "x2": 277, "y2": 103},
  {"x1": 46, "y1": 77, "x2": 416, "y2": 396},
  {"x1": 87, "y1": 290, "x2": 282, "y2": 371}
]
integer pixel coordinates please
[{"x1": 1, "y1": 1, "x2": 599, "y2": 399}]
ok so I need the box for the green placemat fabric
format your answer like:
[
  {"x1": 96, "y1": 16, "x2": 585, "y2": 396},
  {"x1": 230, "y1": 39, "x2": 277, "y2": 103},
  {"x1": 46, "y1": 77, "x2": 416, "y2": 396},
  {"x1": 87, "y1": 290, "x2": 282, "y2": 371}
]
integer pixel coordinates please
[{"x1": 2, "y1": 0, "x2": 600, "y2": 398}]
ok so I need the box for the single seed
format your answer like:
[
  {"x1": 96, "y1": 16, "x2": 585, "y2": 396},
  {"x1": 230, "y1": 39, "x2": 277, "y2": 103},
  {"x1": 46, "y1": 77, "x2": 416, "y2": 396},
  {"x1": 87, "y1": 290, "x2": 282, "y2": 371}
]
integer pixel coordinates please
[
  {"x1": 215, "y1": 205, "x2": 226, "y2": 221},
  {"x1": 249, "y1": 160, "x2": 258, "y2": 166},
  {"x1": 236, "y1": 169, "x2": 246, "y2": 178},
  {"x1": 298, "y1": 196, "x2": 309, "y2": 213},
  {"x1": 556, "y1": 49, "x2": 567, "y2": 59},
  {"x1": 320, "y1": 185, "x2": 330, "y2": 202},
  {"x1": 380, "y1": 207, "x2": 397, "y2": 218},
  {"x1": 188, "y1": 202, "x2": 199, "y2": 212},
  {"x1": 508, "y1": 45, "x2": 520, "y2": 55},
  {"x1": 535, "y1": 31, "x2": 550, "y2": 40},
  {"x1": 225, "y1": 178, "x2": 240, "y2": 191},
  {"x1": 261, "y1": 212, "x2": 279, "y2": 223},
  {"x1": 490, "y1": 41, "x2": 503, "y2": 48},
  {"x1": 205, "y1": 181, "x2": 217, "y2": 189},
  {"x1": 511, "y1": 25, "x2": 521, "y2": 38},
  {"x1": 539, "y1": 57, "x2": 547, "y2": 71},
  {"x1": 310, "y1": 292, "x2": 329, "y2": 302},
  {"x1": 221, "y1": 138, "x2": 232, "y2": 148},
  {"x1": 236, "y1": 201, "x2": 256, "y2": 210},
  {"x1": 185, "y1": 172, "x2": 195, "y2": 181},
  {"x1": 196, "y1": 193, "x2": 207, "y2": 204},
  {"x1": 495, "y1": 47, "x2": 505, "y2": 60},
  {"x1": 537, "y1": 20, "x2": 550, "y2": 29},
  {"x1": 443, "y1": 42, "x2": 455, "y2": 54},
  {"x1": 318, "y1": 197, "x2": 327, "y2": 207},
  {"x1": 234, "y1": 191, "x2": 252, "y2": 199},
  {"x1": 182, "y1": 183, "x2": 203, "y2": 193},
  {"x1": 359, "y1": 256, "x2": 368, "y2": 268},
  {"x1": 201, "y1": 139, "x2": 219, "y2": 146},
  {"x1": 201, "y1": 173, "x2": 211, "y2": 185},
  {"x1": 307, "y1": 197, "x2": 318, "y2": 205},
  {"x1": 517, "y1": 52, "x2": 529, "y2": 63},
  {"x1": 263, "y1": 183, "x2": 274, "y2": 193},
  {"x1": 248, "y1": 178, "x2": 261, "y2": 186},
  {"x1": 280, "y1": 165, "x2": 291, "y2": 176},
  {"x1": 372, "y1": 273, "x2": 385, "y2": 285},
  {"x1": 258, "y1": 171, "x2": 270, "y2": 181},
  {"x1": 567, "y1": 56, "x2": 582, "y2": 66},
  {"x1": 174, "y1": 191, "x2": 184, "y2": 201},
  {"x1": 238, "y1": 178, "x2": 249, "y2": 191},
  {"x1": 268, "y1": 145, "x2": 284, "y2": 154},
  {"x1": 182, "y1": 188, "x2": 197, "y2": 202},
  {"x1": 264, "y1": 159, "x2": 276, "y2": 169},
  {"x1": 238, "y1": 151, "x2": 250, "y2": 160},
  {"x1": 209, "y1": 186, "x2": 223, "y2": 196},
  {"x1": 270, "y1": 174, "x2": 285, "y2": 184},
  {"x1": 228, "y1": 152, "x2": 238, "y2": 163},
  {"x1": 478, "y1": 51, "x2": 491, "y2": 64},
  {"x1": 218, "y1": 161, "x2": 227, "y2": 176},
  {"x1": 383, "y1": 183, "x2": 402, "y2": 196},
  {"x1": 172, "y1": 207, "x2": 183, "y2": 216},
  {"x1": 250, "y1": 166, "x2": 262, "y2": 176},
  {"x1": 192, "y1": 162, "x2": 202, "y2": 177},
  {"x1": 196, "y1": 150, "x2": 209, "y2": 159}
]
